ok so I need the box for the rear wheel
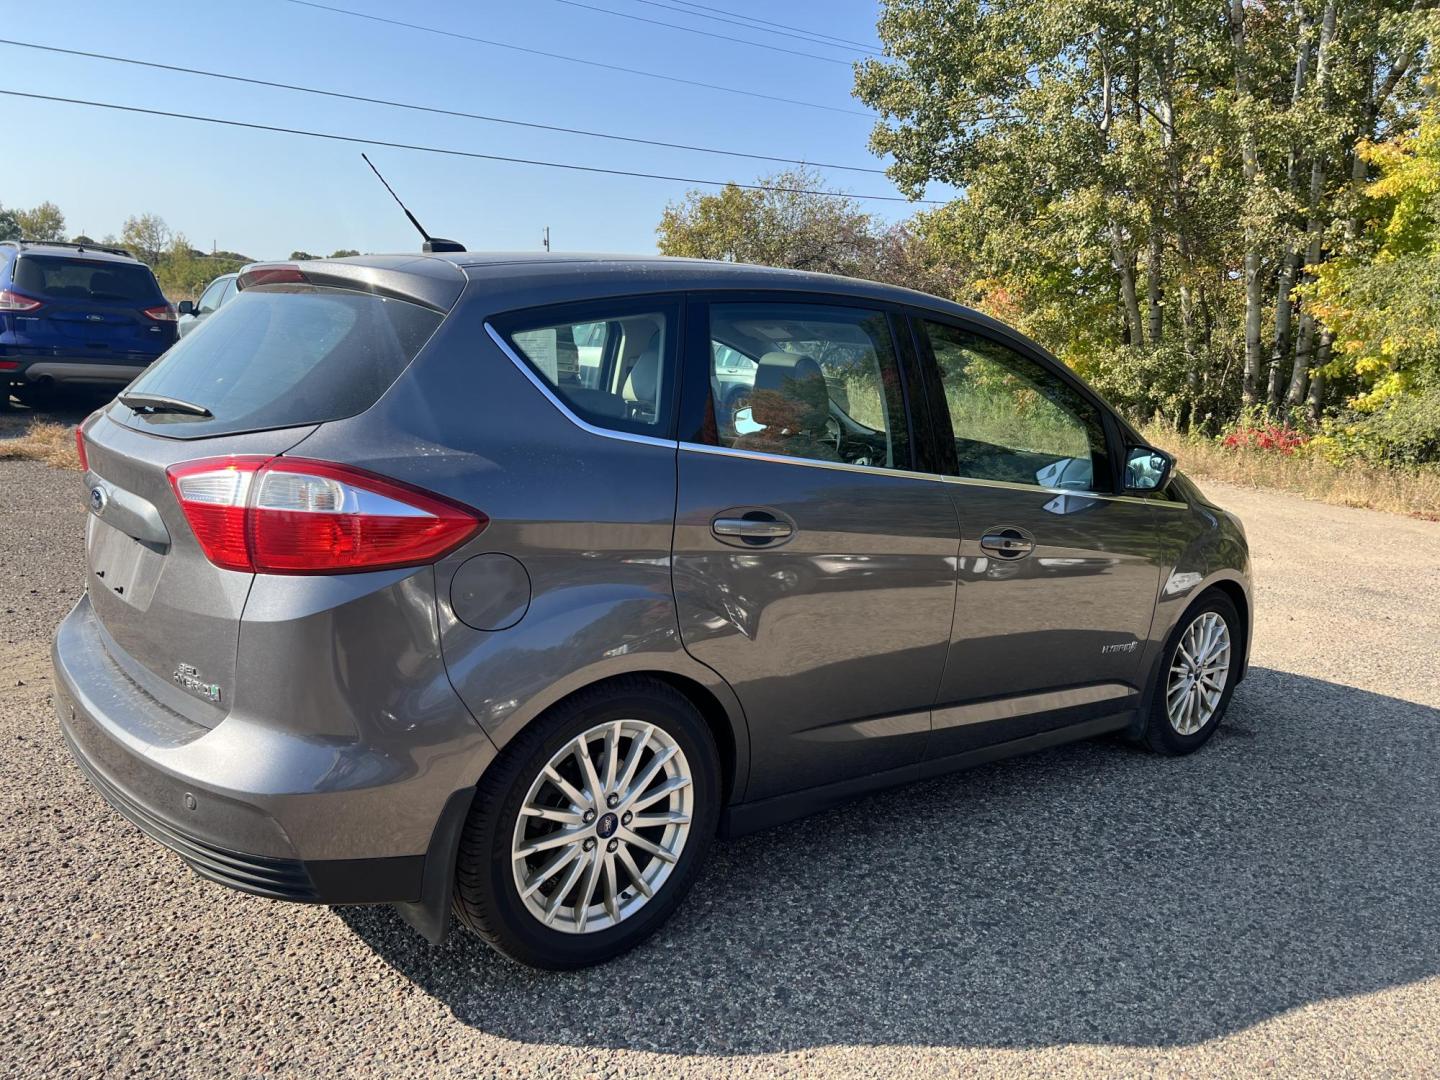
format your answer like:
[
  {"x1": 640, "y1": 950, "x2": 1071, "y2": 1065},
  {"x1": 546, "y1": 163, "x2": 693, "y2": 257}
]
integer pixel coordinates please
[
  {"x1": 1141, "y1": 590, "x2": 1243, "y2": 755},
  {"x1": 453, "y1": 677, "x2": 719, "y2": 969}
]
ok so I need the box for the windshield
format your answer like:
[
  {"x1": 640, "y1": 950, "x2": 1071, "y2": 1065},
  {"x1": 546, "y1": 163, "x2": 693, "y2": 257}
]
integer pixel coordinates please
[{"x1": 117, "y1": 284, "x2": 443, "y2": 438}]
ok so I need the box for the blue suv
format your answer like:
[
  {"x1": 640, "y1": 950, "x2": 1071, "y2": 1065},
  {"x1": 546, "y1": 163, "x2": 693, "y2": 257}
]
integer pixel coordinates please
[{"x1": 1, "y1": 240, "x2": 176, "y2": 406}]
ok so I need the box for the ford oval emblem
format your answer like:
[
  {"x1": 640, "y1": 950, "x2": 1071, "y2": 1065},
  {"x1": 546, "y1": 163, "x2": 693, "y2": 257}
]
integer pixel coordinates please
[{"x1": 90, "y1": 486, "x2": 107, "y2": 514}]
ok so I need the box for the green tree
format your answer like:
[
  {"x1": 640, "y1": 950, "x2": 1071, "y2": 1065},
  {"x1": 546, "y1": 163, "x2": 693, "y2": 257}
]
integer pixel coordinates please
[
  {"x1": 121, "y1": 213, "x2": 172, "y2": 265},
  {"x1": 854, "y1": 0, "x2": 1434, "y2": 428},
  {"x1": 329, "y1": 248, "x2": 360, "y2": 258},
  {"x1": 657, "y1": 168, "x2": 882, "y2": 276},
  {"x1": 289, "y1": 250, "x2": 318, "y2": 261},
  {"x1": 13, "y1": 201, "x2": 66, "y2": 241},
  {"x1": 0, "y1": 203, "x2": 18, "y2": 242}
]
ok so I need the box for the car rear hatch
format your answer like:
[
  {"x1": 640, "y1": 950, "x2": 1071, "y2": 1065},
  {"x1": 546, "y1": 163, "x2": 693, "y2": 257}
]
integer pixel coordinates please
[
  {"x1": 80, "y1": 260, "x2": 460, "y2": 727},
  {"x1": 12, "y1": 254, "x2": 171, "y2": 360}
]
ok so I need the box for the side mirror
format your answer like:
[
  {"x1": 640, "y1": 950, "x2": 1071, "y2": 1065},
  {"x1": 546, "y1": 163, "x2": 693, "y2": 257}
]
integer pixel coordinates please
[
  {"x1": 1124, "y1": 446, "x2": 1174, "y2": 492},
  {"x1": 176, "y1": 300, "x2": 195, "y2": 317}
]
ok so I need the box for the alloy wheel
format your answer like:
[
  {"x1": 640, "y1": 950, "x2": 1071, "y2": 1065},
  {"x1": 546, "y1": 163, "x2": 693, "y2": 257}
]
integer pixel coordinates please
[
  {"x1": 510, "y1": 720, "x2": 694, "y2": 934},
  {"x1": 1166, "y1": 611, "x2": 1232, "y2": 736}
]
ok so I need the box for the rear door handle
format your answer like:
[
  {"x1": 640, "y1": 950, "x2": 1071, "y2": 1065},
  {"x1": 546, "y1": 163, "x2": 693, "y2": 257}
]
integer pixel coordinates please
[
  {"x1": 980, "y1": 528, "x2": 1034, "y2": 559},
  {"x1": 712, "y1": 515, "x2": 794, "y2": 544}
]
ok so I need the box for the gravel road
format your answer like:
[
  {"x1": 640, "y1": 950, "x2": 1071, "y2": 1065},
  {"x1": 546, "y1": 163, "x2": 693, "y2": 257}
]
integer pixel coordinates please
[{"x1": 2, "y1": 458, "x2": 1438, "y2": 1078}]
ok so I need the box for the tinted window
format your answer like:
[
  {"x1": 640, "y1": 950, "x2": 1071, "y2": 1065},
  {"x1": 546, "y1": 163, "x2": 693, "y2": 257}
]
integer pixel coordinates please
[
  {"x1": 703, "y1": 302, "x2": 908, "y2": 471},
  {"x1": 499, "y1": 304, "x2": 675, "y2": 436},
  {"x1": 922, "y1": 321, "x2": 1109, "y2": 491},
  {"x1": 118, "y1": 285, "x2": 442, "y2": 438},
  {"x1": 14, "y1": 256, "x2": 162, "y2": 303}
]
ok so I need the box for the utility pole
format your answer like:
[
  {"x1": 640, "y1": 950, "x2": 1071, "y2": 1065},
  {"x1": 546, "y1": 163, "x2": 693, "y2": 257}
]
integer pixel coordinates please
[{"x1": 543, "y1": 226, "x2": 550, "y2": 252}]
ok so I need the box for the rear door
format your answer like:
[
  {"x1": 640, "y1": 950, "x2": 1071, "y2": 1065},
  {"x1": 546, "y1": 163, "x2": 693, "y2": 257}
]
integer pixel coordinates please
[
  {"x1": 81, "y1": 277, "x2": 445, "y2": 725},
  {"x1": 672, "y1": 295, "x2": 959, "y2": 802},
  {"x1": 12, "y1": 255, "x2": 170, "y2": 362},
  {"x1": 908, "y1": 315, "x2": 1163, "y2": 759}
]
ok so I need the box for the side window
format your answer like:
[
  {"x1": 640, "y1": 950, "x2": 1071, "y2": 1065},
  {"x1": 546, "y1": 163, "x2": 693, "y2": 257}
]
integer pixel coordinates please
[
  {"x1": 196, "y1": 278, "x2": 227, "y2": 314},
  {"x1": 216, "y1": 276, "x2": 237, "y2": 307},
  {"x1": 497, "y1": 301, "x2": 676, "y2": 437},
  {"x1": 703, "y1": 302, "x2": 909, "y2": 471},
  {"x1": 921, "y1": 321, "x2": 1109, "y2": 491}
]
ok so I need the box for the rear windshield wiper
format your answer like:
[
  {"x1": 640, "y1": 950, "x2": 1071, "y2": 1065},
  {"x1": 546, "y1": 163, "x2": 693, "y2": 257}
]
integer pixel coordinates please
[{"x1": 118, "y1": 392, "x2": 213, "y2": 418}]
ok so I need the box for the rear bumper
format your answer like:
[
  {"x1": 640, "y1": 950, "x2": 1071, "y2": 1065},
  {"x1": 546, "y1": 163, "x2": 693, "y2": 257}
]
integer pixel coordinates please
[
  {"x1": 52, "y1": 593, "x2": 488, "y2": 908},
  {"x1": 20, "y1": 360, "x2": 150, "y2": 384}
]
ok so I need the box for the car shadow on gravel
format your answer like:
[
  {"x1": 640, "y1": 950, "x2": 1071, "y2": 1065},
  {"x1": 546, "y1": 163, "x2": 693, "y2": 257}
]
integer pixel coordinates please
[{"x1": 338, "y1": 666, "x2": 1440, "y2": 1052}]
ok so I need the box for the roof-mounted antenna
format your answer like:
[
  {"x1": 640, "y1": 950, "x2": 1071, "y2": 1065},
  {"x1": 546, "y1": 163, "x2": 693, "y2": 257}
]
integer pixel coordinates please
[{"x1": 361, "y1": 153, "x2": 466, "y2": 254}]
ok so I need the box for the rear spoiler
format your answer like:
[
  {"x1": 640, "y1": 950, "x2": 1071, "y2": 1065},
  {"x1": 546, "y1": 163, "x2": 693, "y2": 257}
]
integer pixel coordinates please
[{"x1": 237, "y1": 258, "x2": 466, "y2": 313}]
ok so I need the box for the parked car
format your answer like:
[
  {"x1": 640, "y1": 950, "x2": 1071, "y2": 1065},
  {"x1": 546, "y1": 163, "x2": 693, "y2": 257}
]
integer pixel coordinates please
[
  {"x1": 0, "y1": 240, "x2": 176, "y2": 406},
  {"x1": 55, "y1": 253, "x2": 1251, "y2": 970},
  {"x1": 176, "y1": 272, "x2": 238, "y2": 337}
]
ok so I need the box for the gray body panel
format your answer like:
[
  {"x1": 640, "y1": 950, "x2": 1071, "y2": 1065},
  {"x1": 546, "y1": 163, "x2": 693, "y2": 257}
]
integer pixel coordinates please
[{"x1": 51, "y1": 251, "x2": 1251, "y2": 935}]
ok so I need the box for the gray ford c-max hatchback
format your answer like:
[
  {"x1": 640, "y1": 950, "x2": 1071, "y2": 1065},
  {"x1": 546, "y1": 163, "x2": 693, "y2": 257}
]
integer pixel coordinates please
[{"x1": 54, "y1": 252, "x2": 1251, "y2": 969}]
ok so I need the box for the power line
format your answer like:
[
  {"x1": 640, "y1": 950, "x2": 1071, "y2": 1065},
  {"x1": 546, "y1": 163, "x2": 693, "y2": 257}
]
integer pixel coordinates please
[
  {"x1": 0, "y1": 39, "x2": 885, "y2": 175},
  {"x1": 283, "y1": 0, "x2": 872, "y2": 117},
  {"x1": 548, "y1": 0, "x2": 851, "y2": 65},
  {"x1": 0, "y1": 90, "x2": 935, "y2": 204},
  {"x1": 667, "y1": 0, "x2": 879, "y2": 51}
]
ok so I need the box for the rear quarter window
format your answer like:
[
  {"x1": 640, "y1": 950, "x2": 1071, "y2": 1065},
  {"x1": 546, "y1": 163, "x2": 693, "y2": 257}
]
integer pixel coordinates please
[
  {"x1": 117, "y1": 284, "x2": 443, "y2": 438},
  {"x1": 14, "y1": 256, "x2": 163, "y2": 303}
]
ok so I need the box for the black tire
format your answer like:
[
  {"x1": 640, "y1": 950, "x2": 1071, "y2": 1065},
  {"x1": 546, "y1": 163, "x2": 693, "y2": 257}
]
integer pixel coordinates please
[
  {"x1": 452, "y1": 675, "x2": 720, "y2": 969},
  {"x1": 1141, "y1": 589, "x2": 1243, "y2": 755}
]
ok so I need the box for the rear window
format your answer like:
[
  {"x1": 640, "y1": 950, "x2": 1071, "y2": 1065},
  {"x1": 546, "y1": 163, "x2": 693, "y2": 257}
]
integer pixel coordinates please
[
  {"x1": 117, "y1": 285, "x2": 443, "y2": 438},
  {"x1": 13, "y1": 256, "x2": 162, "y2": 303}
]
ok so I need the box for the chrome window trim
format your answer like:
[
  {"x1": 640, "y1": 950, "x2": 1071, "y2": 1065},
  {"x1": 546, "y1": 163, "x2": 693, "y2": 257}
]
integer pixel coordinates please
[
  {"x1": 679, "y1": 440, "x2": 938, "y2": 483},
  {"x1": 484, "y1": 322, "x2": 678, "y2": 451},
  {"x1": 939, "y1": 473, "x2": 1189, "y2": 508},
  {"x1": 490, "y1": 319, "x2": 1191, "y2": 507}
]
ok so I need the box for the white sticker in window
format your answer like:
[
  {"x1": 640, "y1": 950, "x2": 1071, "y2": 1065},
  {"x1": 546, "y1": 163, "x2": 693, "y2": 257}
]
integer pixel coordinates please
[{"x1": 514, "y1": 328, "x2": 559, "y2": 382}]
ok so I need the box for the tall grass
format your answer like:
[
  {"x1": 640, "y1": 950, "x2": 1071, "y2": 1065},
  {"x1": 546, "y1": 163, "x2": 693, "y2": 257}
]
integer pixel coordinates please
[{"x1": 1143, "y1": 422, "x2": 1440, "y2": 520}]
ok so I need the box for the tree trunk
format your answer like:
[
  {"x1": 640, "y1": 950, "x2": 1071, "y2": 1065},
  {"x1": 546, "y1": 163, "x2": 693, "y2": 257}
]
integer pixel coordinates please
[
  {"x1": 1307, "y1": 332, "x2": 1332, "y2": 421},
  {"x1": 1286, "y1": 1, "x2": 1338, "y2": 409},
  {"x1": 1230, "y1": 0, "x2": 1264, "y2": 406},
  {"x1": 1110, "y1": 225, "x2": 1144, "y2": 346},
  {"x1": 1147, "y1": 230, "x2": 1164, "y2": 345},
  {"x1": 1268, "y1": 3, "x2": 1313, "y2": 406}
]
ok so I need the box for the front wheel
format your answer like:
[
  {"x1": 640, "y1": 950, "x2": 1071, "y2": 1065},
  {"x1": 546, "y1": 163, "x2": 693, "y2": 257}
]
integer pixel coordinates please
[
  {"x1": 1141, "y1": 591, "x2": 1243, "y2": 755},
  {"x1": 453, "y1": 677, "x2": 719, "y2": 969}
]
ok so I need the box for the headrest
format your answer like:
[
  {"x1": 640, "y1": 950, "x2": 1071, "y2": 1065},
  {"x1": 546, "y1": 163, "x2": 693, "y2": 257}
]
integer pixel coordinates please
[
  {"x1": 624, "y1": 330, "x2": 662, "y2": 403},
  {"x1": 749, "y1": 352, "x2": 829, "y2": 431}
]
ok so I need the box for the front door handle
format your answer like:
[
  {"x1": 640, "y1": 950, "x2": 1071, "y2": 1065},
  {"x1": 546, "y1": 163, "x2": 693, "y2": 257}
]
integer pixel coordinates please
[
  {"x1": 980, "y1": 528, "x2": 1034, "y2": 559},
  {"x1": 712, "y1": 515, "x2": 794, "y2": 544}
]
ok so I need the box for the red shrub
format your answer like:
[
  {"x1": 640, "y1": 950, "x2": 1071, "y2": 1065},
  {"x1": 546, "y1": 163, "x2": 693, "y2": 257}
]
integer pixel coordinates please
[{"x1": 1222, "y1": 424, "x2": 1309, "y2": 455}]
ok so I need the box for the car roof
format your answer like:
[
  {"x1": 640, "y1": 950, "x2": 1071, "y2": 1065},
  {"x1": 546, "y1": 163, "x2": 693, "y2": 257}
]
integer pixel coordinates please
[{"x1": 3, "y1": 240, "x2": 140, "y2": 264}]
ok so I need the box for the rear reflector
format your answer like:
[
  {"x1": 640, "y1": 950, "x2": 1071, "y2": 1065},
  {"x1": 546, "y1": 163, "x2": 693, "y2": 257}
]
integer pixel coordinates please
[
  {"x1": 0, "y1": 360, "x2": 19, "y2": 371},
  {"x1": 166, "y1": 457, "x2": 485, "y2": 574},
  {"x1": 75, "y1": 427, "x2": 89, "y2": 472},
  {"x1": 0, "y1": 289, "x2": 42, "y2": 312},
  {"x1": 142, "y1": 304, "x2": 178, "y2": 322}
]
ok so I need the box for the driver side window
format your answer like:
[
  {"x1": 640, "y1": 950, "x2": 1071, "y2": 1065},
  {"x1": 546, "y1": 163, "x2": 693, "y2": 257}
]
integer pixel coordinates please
[
  {"x1": 921, "y1": 321, "x2": 1109, "y2": 492},
  {"x1": 704, "y1": 302, "x2": 909, "y2": 471}
]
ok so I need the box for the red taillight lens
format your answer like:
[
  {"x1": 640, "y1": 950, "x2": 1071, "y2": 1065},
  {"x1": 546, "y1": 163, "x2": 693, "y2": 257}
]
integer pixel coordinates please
[
  {"x1": 75, "y1": 427, "x2": 89, "y2": 472},
  {"x1": 238, "y1": 265, "x2": 308, "y2": 289},
  {"x1": 142, "y1": 304, "x2": 178, "y2": 322},
  {"x1": 0, "y1": 288, "x2": 42, "y2": 312},
  {"x1": 0, "y1": 360, "x2": 19, "y2": 371},
  {"x1": 166, "y1": 457, "x2": 485, "y2": 574}
]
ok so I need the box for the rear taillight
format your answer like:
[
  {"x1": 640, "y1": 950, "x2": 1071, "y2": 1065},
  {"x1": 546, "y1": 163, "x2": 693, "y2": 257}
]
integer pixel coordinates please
[
  {"x1": 75, "y1": 407, "x2": 104, "y2": 472},
  {"x1": 166, "y1": 457, "x2": 485, "y2": 574},
  {"x1": 142, "y1": 304, "x2": 177, "y2": 322},
  {"x1": 0, "y1": 289, "x2": 42, "y2": 312}
]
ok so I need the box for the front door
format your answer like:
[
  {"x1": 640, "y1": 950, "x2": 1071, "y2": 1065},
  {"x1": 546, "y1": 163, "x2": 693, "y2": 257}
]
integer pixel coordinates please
[
  {"x1": 671, "y1": 298, "x2": 959, "y2": 801},
  {"x1": 910, "y1": 316, "x2": 1163, "y2": 759}
]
